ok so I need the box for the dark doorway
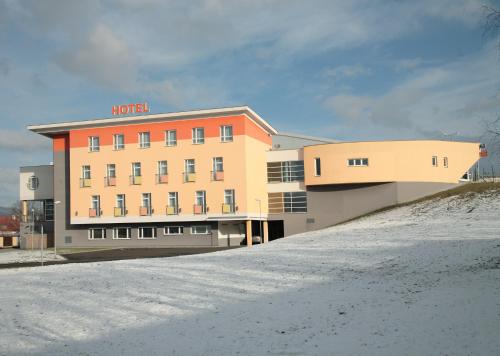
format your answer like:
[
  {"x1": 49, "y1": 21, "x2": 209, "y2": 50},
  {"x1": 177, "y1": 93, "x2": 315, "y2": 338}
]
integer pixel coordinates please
[{"x1": 268, "y1": 220, "x2": 284, "y2": 241}]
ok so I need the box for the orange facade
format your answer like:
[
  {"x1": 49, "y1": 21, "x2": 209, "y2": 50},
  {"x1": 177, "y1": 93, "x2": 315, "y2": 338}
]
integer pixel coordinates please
[{"x1": 62, "y1": 114, "x2": 272, "y2": 224}]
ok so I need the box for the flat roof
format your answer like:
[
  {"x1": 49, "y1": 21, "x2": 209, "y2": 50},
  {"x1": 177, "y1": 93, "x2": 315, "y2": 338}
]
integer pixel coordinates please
[{"x1": 27, "y1": 106, "x2": 278, "y2": 137}]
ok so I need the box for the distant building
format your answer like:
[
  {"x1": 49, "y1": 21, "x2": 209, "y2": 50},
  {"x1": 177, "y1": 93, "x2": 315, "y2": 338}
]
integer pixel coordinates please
[
  {"x1": 20, "y1": 106, "x2": 482, "y2": 248},
  {"x1": 0, "y1": 215, "x2": 20, "y2": 248}
]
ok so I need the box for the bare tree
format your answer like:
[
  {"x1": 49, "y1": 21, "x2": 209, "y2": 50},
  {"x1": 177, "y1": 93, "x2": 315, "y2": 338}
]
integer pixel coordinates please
[{"x1": 483, "y1": 5, "x2": 500, "y2": 40}]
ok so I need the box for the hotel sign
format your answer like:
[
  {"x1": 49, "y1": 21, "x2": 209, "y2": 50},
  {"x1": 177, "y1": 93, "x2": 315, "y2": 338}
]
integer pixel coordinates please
[{"x1": 112, "y1": 102, "x2": 150, "y2": 116}]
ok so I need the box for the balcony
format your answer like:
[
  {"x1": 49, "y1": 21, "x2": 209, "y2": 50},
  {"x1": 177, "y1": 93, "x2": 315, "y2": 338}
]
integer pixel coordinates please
[
  {"x1": 166, "y1": 205, "x2": 179, "y2": 215},
  {"x1": 80, "y1": 178, "x2": 91, "y2": 188},
  {"x1": 89, "y1": 208, "x2": 101, "y2": 217},
  {"x1": 129, "y1": 175, "x2": 142, "y2": 185},
  {"x1": 156, "y1": 174, "x2": 168, "y2": 184},
  {"x1": 193, "y1": 204, "x2": 207, "y2": 214},
  {"x1": 139, "y1": 206, "x2": 152, "y2": 216},
  {"x1": 114, "y1": 207, "x2": 126, "y2": 217},
  {"x1": 222, "y1": 203, "x2": 235, "y2": 214},
  {"x1": 104, "y1": 176, "x2": 116, "y2": 187},
  {"x1": 183, "y1": 172, "x2": 196, "y2": 183},
  {"x1": 211, "y1": 170, "x2": 224, "y2": 181}
]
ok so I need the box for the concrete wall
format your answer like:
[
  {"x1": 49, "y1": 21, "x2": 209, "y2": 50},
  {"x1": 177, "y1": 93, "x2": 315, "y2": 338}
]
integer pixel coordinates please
[
  {"x1": 19, "y1": 165, "x2": 54, "y2": 201},
  {"x1": 270, "y1": 181, "x2": 459, "y2": 236}
]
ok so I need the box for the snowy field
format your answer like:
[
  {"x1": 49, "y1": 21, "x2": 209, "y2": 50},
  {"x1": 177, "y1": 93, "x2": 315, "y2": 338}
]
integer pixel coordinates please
[
  {"x1": 1, "y1": 190, "x2": 499, "y2": 355},
  {"x1": 0, "y1": 249, "x2": 65, "y2": 264}
]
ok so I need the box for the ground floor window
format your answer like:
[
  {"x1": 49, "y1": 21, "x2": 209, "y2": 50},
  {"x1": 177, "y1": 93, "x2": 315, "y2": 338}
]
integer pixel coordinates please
[
  {"x1": 191, "y1": 225, "x2": 211, "y2": 234},
  {"x1": 88, "y1": 228, "x2": 106, "y2": 240},
  {"x1": 284, "y1": 192, "x2": 307, "y2": 213},
  {"x1": 164, "y1": 226, "x2": 183, "y2": 235},
  {"x1": 113, "y1": 227, "x2": 131, "y2": 239},
  {"x1": 138, "y1": 227, "x2": 156, "y2": 239}
]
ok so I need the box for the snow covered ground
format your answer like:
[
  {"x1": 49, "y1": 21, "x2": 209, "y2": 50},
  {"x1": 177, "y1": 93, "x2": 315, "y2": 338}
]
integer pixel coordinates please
[
  {"x1": 0, "y1": 249, "x2": 66, "y2": 264},
  {"x1": 1, "y1": 189, "x2": 499, "y2": 355}
]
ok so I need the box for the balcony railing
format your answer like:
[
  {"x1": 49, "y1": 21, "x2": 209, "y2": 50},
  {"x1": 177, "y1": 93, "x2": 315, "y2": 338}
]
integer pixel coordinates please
[
  {"x1": 89, "y1": 208, "x2": 101, "y2": 217},
  {"x1": 139, "y1": 206, "x2": 153, "y2": 216},
  {"x1": 222, "y1": 203, "x2": 235, "y2": 214},
  {"x1": 183, "y1": 172, "x2": 196, "y2": 183},
  {"x1": 211, "y1": 170, "x2": 224, "y2": 181},
  {"x1": 114, "y1": 207, "x2": 126, "y2": 217},
  {"x1": 129, "y1": 175, "x2": 142, "y2": 185},
  {"x1": 104, "y1": 176, "x2": 116, "y2": 187},
  {"x1": 156, "y1": 174, "x2": 168, "y2": 184},
  {"x1": 166, "y1": 205, "x2": 179, "y2": 215},
  {"x1": 80, "y1": 178, "x2": 91, "y2": 188},
  {"x1": 193, "y1": 204, "x2": 207, "y2": 214}
]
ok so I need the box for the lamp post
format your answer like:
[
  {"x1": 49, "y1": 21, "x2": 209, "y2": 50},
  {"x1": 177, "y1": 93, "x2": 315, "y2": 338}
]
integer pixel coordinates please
[
  {"x1": 31, "y1": 208, "x2": 35, "y2": 251},
  {"x1": 255, "y1": 198, "x2": 262, "y2": 243},
  {"x1": 54, "y1": 201, "x2": 61, "y2": 257}
]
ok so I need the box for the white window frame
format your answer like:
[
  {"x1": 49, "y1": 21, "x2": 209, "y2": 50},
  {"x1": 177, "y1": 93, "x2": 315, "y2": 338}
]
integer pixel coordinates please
[
  {"x1": 213, "y1": 157, "x2": 224, "y2": 172},
  {"x1": 314, "y1": 157, "x2": 321, "y2": 176},
  {"x1": 113, "y1": 134, "x2": 125, "y2": 150},
  {"x1": 107, "y1": 164, "x2": 116, "y2": 178},
  {"x1": 116, "y1": 194, "x2": 125, "y2": 209},
  {"x1": 88, "y1": 136, "x2": 100, "y2": 152},
  {"x1": 82, "y1": 165, "x2": 91, "y2": 179},
  {"x1": 195, "y1": 190, "x2": 206, "y2": 208},
  {"x1": 220, "y1": 125, "x2": 233, "y2": 142},
  {"x1": 432, "y1": 156, "x2": 438, "y2": 167},
  {"x1": 191, "y1": 225, "x2": 211, "y2": 235},
  {"x1": 132, "y1": 162, "x2": 141, "y2": 177},
  {"x1": 91, "y1": 195, "x2": 100, "y2": 211},
  {"x1": 142, "y1": 193, "x2": 152, "y2": 211},
  {"x1": 139, "y1": 132, "x2": 151, "y2": 148},
  {"x1": 185, "y1": 159, "x2": 195, "y2": 173},
  {"x1": 88, "y1": 228, "x2": 106, "y2": 240},
  {"x1": 138, "y1": 227, "x2": 157, "y2": 239},
  {"x1": 28, "y1": 175, "x2": 39, "y2": 190},
  {"x1": 165, "y1": 130, "x2": 177, "y2": 146},
  {"x1": 112, "y1": 227, "x2": 131, "y2": 240},
  {"x1": 192, "y1": 127, "x2": 205, "y2": 144},
  {"x1": 164, "y1": 226, "x2": 183, "y2": 235},
  {"x1": 168, "y1": 192, "x2": 178, "y2": 208},
  {"x1": 224, "y1": 189, "x2": 235, "y2": 205},
  {"x1": 347, "y1": 158, "x2": 369, "y2": 167},
  {"x1": 158, "y1": 160, "x2": 168, "y2": 175}
]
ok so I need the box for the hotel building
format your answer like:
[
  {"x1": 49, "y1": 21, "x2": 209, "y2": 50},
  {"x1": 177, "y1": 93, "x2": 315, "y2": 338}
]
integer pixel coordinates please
[{"x1": 19, "y1": 106, "x2": 482, "y2": 248}]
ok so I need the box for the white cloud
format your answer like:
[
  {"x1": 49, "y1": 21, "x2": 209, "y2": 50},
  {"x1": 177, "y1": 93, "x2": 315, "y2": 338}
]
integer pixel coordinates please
[
  {"x1": 323, "y1": 42, "x2": 500, "y2": 138},
  {"x1": 325, "y1": 65, "x2": 371, "y2": 80},
  {"x1": 0, "y1": 129, "x2": 51, "y2": 152}
]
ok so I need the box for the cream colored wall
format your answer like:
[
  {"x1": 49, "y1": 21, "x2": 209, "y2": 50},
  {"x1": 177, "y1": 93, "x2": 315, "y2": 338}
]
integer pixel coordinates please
[
  {"x1": 304, "y1": 141, "x2": 479, "y2": 185},
  {"x1": 243, "y1": 136, "x2": 271, "y2": 215},
  {"x1": 70, "y1": 135, "x2": 254, "y2": 222}
]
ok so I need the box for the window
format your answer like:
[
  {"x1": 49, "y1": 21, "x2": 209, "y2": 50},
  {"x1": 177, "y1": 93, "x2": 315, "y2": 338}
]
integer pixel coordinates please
[
  {"x1": 165, "y1": 130, "x2": 177, "y2": 146},
  {"x1": 158, "y1": 161, "x2": 168, "y2": 175},
  {"x1": 132, "y1": 162, "x2": 141, "y2": 176},
  {"x1": 28, "y1": 175, "x2": 39, "y2": 190},
  {"x1": 82, "y1": 165, "x2": 91, "y2": 179},
  {"x1": 267, "y1": 161, "x2": 304, "y2": 182},
  {"x1": 191, "y1": 225, "x2": 211, "y2": 234},
  {"x1": 167, "y1": 192, "x2": 179, "y2": 215},
  {"x1": 347, "y1": 158, "x2": 369, "y2": 167},
  {"x1": 185, "y1": 159, "x2": 195, "y2": 173},
  {"x1": 91, "y1": 195, "x2": 100, "y2": 213},
  {"x1": 220, "y1": 125, "x2": 233, "y2": 142},
  {"x1": 88, "y1": 136, "x2": 100, "y2": 152},
  {"x1": 314, "y1": 158, "x2": 321, "y2": 176},
  {"x1": 194, "y1": 190, "x2": 206, "y2": 214},
  {"x1": 44, "y1": 200, "x2": 54, "y2": 221},
  {"x1": 443, "y1": 157, "x2": 448, "y2": 168},
  {"x1": 113, "y1": 134, "x2": 125, "y2": 150},
  {"x1": 115, "y1": 194, "x2": 125, "y2": 216},
  {"x1": 139, "y1": 132, "x2": 151, "y2": 148},
  {"x1": 88, "y1": 228, "x2": 106, "y2": 240},
  {"x1": 284, "y1": 192, "x2": 307, "y2": 213},
  {"x1": 138, "y1": 227, "x2": 156, "y2": 239},
  {"x1": 432, "y1": 156, "x2": 438, "y2": 167},
  {"x1": 107, "y1": 164, "x2": 116, "y2": 178},
  {"x1": 192, "y1": 127, "x2": 205, "y2": 144},
  {"x1": 141, "y1": 193, "x2": 152, "y2": 215},
  {"x1": 213, "y1": 157, "x2": 224, "y2": 172},
  {"x1": 113, "y1": 227, "x2": 131, "y2": 239},
  {"x1": 164, "y1": 226, "x2": 183, "y2": 235},
  {"x1": 223, "y1": 189, "x2": 235, "y2": 213}
]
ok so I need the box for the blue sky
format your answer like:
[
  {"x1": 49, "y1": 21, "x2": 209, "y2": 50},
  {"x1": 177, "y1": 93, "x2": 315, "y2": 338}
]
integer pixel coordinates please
[{"x1": 1, "y1": 0, "x2": 499, "y2": 204}]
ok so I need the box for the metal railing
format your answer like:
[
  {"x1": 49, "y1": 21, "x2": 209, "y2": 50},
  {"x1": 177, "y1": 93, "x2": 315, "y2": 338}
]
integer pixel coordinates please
[
  {"x1": 193, "y1": 204, "x2": 207, "y2": 214},
  {"x1": 114, "y1": 207, "x2": 126, "y2": 217},
  {"x1": 129, "y1": 175, "x2": 142, "y2": 185},
  {"x1": 221, "y1": 203, "x2": 235, "y2": 214},
  {"x1": 104, "y1": 176, "x2": 116, "y2": 186},
  {"x1": 211, "y1": 170, "x2": 224, "y2": 181},
  {"x1": 156, "y1": 174, "x2": 169, "y2": 184},
  {"x1": 89, "y1": 208, "x2": 101, "y2": 217},
  {"x1": 139, "y1": 206, "x2": 153, "y2": 216},
  {"x1": 166, "y1": 205, "x2": 179, "y2": 215},
  {"x1": 80, "y1": 178, "x2": 91, "y2": 187},
  {"x1": 183, "y1": 172, "x2": 196, "y2": 183}
]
